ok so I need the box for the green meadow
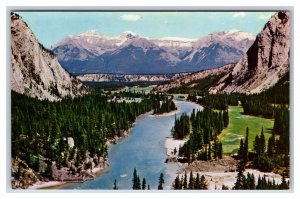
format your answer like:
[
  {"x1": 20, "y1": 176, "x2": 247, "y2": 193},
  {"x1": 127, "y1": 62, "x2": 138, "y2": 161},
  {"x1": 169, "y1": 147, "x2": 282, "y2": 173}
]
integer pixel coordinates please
[{"x1": 219, "y1": 106, "x2": 274, "y2": 154}]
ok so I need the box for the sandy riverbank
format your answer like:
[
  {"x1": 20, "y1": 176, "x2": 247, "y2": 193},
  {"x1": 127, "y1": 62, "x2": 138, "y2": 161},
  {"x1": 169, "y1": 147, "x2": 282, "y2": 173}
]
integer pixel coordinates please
[
  {"x1": 28, "y1": 181, "x2": 68, "y2": 190},
  {"x1": 165, "y1": 137, "x2": 186, "y2": 156}
]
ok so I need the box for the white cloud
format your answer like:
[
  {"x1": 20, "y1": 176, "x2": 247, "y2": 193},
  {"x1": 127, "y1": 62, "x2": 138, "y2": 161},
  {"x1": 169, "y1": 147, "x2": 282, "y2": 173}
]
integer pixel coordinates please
[
  {"x1": 258, "y1": 13, "x2": 273, "y2": 20},
  {"x1": 233, "y1": 12, "x2": 246, "y2": 18},
  {"x1": 121, "y1": 14, "x2": 142, "y2": 21}
]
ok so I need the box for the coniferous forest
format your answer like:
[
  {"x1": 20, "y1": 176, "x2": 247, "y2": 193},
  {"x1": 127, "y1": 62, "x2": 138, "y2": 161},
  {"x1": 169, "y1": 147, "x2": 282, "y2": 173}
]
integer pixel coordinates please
[
  {"x1": 11, "y1": 91, "x2": 156, "y2": 180},
  {"x1": 172, "y1": 107, "x2": 227, "y2": 162}
]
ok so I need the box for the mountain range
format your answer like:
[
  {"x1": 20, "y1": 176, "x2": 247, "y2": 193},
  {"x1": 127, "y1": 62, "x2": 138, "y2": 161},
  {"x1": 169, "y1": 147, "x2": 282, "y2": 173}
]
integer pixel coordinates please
[
  {"x1": 11, "y1": 11, "x2": 290, "y2": 100},
  {"x1": 52, "y1": 29, "x2": 255, "y2": 74}
]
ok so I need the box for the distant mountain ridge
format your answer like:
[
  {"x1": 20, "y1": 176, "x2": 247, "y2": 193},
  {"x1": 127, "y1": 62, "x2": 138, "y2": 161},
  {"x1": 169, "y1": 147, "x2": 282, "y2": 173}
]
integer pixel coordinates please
[
  {"x1": 52, "y1": 29, "x2": 255, "y2": 74},
  {"x1": 77, "y1": 73, "x2": 190, "y2": 83},
  {"x1": 11, "y1": 13, "x2": 85, "y2": 101}
]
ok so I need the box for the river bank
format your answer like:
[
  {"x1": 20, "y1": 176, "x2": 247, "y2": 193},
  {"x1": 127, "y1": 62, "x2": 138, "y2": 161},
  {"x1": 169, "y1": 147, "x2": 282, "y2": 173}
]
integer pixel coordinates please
[{"x1": 27, "y1": 111, "x2": 154, "y2": 190}]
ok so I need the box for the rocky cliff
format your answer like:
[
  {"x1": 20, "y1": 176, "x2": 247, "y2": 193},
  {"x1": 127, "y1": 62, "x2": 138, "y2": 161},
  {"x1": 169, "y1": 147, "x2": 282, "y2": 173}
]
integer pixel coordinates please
[
  {"x1": 11, "y1": 13, "x2": 85, "y2": 101},
  {"x1": 209, "y1": 12, "x2": 290, "y2": 94}
]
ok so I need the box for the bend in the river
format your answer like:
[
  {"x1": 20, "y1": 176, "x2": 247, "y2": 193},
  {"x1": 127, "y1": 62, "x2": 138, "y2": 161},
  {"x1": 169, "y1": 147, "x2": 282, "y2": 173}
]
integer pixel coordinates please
[{"x1": 62, "y1": 101, "x2": 202, "y2": 190}]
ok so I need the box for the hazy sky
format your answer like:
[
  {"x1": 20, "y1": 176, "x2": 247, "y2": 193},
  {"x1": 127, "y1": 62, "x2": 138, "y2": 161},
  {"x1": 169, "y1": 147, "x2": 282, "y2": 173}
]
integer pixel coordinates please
[{"x1": 16, "y1": 11, "x2": 275, "y2": 48}]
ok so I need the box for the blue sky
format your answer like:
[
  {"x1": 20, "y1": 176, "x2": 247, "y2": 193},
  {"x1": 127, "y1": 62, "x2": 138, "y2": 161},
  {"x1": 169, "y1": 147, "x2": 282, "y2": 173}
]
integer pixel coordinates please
[{"x1": 16, "y1": 11, "x2": 275, "y2": 48}]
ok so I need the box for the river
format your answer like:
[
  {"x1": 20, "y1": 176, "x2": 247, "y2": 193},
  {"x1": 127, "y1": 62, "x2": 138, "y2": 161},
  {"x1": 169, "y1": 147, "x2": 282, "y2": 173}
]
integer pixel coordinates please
[{"x1": 62, "y1": 101, "x2": 202, "y2": 190}]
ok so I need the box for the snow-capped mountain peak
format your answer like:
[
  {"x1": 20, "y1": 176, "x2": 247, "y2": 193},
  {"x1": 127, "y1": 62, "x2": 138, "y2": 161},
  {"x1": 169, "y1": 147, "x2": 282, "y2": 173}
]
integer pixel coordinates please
[
  {"x1": 224, "y1": 30, "x2": 256, "y2": 41},
  {"x1": 119, "y1": 31, "x2": 139, "y2": 40},
  {"x1": 78, "y1": 30, "x2": 104, "y2": 37}
]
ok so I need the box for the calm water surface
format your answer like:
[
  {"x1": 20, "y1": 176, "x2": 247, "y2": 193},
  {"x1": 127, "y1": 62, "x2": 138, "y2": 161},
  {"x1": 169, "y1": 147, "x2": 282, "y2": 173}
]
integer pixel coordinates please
[{"x1": 63, "y1": 101, "x2": 202, "y2": 190}]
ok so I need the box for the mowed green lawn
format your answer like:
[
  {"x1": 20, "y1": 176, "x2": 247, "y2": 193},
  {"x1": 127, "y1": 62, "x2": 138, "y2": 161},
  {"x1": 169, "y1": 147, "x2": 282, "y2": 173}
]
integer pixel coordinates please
[{"x1": 218, "y1": 106, "x2": 274, "y2": 154}]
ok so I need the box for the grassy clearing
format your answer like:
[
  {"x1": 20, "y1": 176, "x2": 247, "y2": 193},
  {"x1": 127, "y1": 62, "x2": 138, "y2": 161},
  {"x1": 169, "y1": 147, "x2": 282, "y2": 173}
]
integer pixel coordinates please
[{"x1": 219, "y1": 106, "x2": 274, "y2": 154}]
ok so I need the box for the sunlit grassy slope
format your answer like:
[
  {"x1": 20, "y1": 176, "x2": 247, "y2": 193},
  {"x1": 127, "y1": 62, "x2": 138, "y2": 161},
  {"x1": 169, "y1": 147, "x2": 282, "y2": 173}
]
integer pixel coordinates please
[{"x1": 219, "y1": 106, "x2": 274, "y2": 154}]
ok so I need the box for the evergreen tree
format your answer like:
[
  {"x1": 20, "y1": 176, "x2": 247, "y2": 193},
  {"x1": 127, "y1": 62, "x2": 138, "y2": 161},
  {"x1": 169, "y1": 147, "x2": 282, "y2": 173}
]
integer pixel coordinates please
[
  {"x1": 243, "y1": 127, "x2": 249, "y2": 162},
  {"x1": 250, "y1": 173, "x2": 256, "y2": 190},
  {"x1": 132, "y1": 168, "x2": 141, "y2": 190},
  {"x1": 158, "y1": 173, "x2": 164, "y2": 190},
  {"x1": 218, "y1": 142, "x2": 223, "y2": 159},
  {"x1": 199, "y1": 175, "x2": 208, "y2": 189},
  {"x1": 132, "y1": 168, "x2": 138, "y2": 189},
  {"x1": 195, "y1": 173, "x2": 200, "y2": 189},
  {"x1": 253, "y1": 135, "x2": 260, "y2": 155},
  {"x1": 188, "y1": 171, "x2": 194, "y2": 189},
  {"x1": 142, "y1": 178, "x2": 147, "y2": 190},
  {"x1": 260, "y1": 128, "x2": 266, "y2": 154},
  {"x1": 174, "y1": 175, "x2": 181, "y2": 190},
  {"x1": 223, "y1": 110, "x2": 229, "y2": 128},
  {"x1": 113, "y1": 179, "x2": 118, "y2": 190},
  {"x1": 238, "y1": 139, "x2": 244, "y2": 159},
  {"x1": 183, "y1": 171, "x2": 188, "y2": 189},
  {"x1": 267, "y1": 132, "x2": 275, "y2": 157},
  {"x1": 208, "y1": 142, "x2": 212, "y2": 160},
  {"x1": 137, "y1": 176, "x2": 141, "y2": 190},
  {"x1": 234, "y1": 161, "x2": 246, "y2": 190}
]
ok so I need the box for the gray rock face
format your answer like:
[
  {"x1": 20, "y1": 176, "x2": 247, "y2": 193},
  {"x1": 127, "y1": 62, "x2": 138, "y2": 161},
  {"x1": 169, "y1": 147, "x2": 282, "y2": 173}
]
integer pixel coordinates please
[
  {"x1": 52, "y1": 30, "x2": 254, "y2": 74},
  {"x1": 210, "y1": 12, "x2": 290, "y2": 93},
  {"x1": 11, "y1": 13, "x2": 85, "y2": 101}
]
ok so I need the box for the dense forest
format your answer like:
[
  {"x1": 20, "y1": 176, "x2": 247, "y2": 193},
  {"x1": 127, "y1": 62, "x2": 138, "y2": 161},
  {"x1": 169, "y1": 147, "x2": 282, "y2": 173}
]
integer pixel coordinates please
[
  {"x1": 172, "y1": 107, "x2": 227, "y2": 162},
  {"x1": 236, "y1": 125, "x2": 289, "y2": 176},
  {"x1": 11, "y1": 91, "x2": 156, "y2": 179}
]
